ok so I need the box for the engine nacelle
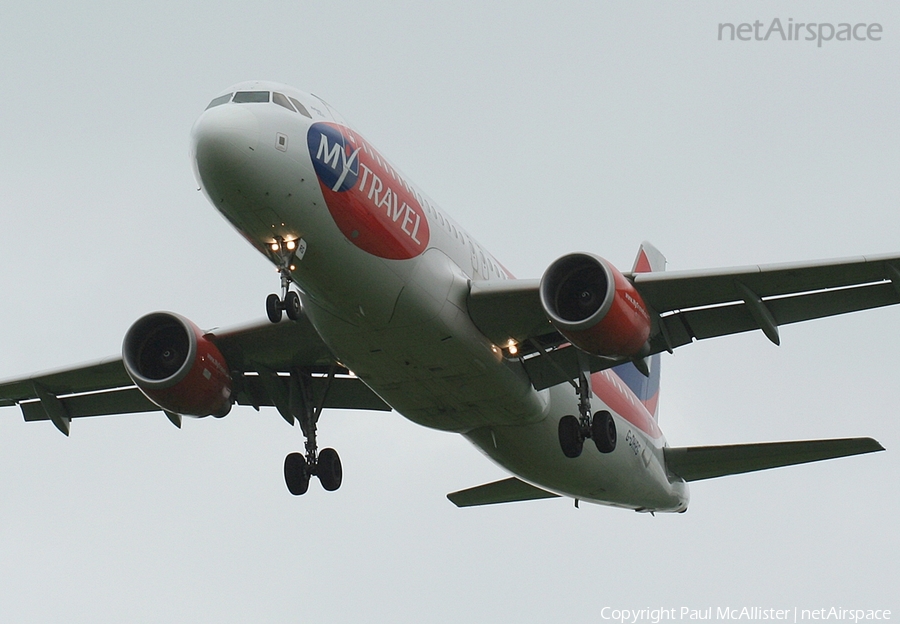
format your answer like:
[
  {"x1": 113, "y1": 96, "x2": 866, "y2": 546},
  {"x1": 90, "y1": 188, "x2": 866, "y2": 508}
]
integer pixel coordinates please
[
  {"x1": 122, "y1": 312, "x2": 233, "y2": 418},
  {"x1": 539, "y1": 253, "x2": 651, "y2": 357}
]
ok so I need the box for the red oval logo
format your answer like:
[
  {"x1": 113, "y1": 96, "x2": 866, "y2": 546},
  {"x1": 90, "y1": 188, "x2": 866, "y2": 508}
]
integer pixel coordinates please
[{"x1": 307, "y1": 122, "x2": 430, "y2": 259}]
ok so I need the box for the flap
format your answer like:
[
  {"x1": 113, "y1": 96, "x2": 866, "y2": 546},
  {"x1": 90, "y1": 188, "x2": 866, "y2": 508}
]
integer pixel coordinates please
[
  {"x1": 20, "y1": 387, "x2": 159, "y2": 421},
  {"x1": 0, "y1": 357, "x2": 133, "y2": 403}
]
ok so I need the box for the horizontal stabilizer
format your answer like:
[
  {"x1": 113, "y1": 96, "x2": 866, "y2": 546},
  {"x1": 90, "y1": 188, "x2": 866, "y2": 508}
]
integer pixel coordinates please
[
  {"x1": 447, "y1": 477, "x2": 560, "y2": 507},
  {"x1": 665, "y1": 437, "x2": 884, "y2": 482}
]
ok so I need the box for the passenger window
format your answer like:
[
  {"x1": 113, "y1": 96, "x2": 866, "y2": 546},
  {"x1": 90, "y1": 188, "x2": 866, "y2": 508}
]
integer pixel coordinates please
[
  {"x1": 206, "y1": 93, "x2": 232, "y2": 109},
  {"x1": 272, "y1": 92, "x2": 296, "y2": 112},
  {"x1": 288, "y1": 97, "x2": 313, "y2": 118},
  {"x1": 233, "y1": 91, "x2": 270, "y2": 103}
]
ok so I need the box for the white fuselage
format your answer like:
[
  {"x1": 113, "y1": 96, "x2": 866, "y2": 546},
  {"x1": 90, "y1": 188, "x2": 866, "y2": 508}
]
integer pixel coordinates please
[{"x1": 191, "y1": 81, "x2": 689, "y2": 512}]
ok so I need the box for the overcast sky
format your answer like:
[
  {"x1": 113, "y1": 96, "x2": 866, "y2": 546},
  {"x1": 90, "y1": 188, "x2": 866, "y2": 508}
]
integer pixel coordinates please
[{"x1": 1, "y1": 1, "x2": 897, "y2": 622}]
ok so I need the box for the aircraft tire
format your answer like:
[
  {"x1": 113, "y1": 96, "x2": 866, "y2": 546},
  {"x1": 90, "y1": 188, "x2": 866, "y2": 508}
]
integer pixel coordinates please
[
  {"x1": 317, "y1": 448, "x2": 343, "y2": 491},
  {"x1": 591, "y1": 410, "x2": 616, "y2": 454},
  {"x1": 285, "y1": 291, "x2": 302, "y2": 321},
  {"x1": 284, "y1": 452, "x2": 310, "y2": 495},
  {"x1": 558, "y1": 415, "x2": 583, "y2": 458},
  {"x1": 266, "y1": 293, "x2": 282, "y2": 323}
]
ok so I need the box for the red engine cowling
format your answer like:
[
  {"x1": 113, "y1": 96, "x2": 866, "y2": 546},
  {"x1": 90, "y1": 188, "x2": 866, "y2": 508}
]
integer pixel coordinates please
[
  {"x1": 122, "y1": 312, "x2": 233, "y2": 417},
  {"x1": 539, "y1": 253, "x2": 651, "y2": 357}
]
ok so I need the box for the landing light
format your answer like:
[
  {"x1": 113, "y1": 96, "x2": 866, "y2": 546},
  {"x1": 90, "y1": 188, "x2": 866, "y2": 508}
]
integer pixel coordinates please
[
  {"x1": 270, "y1": 243, "x2": 280, "y2": 252},
  {"x1": 286, "y1": 240, "x2": 296, "y2": 251},
  {"x1": 506, "y1": 340, "x2": 518, "y2": 356}
]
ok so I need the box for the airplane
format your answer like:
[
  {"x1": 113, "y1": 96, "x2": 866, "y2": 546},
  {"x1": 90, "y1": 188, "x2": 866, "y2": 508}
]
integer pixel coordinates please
[{"x1": 0, "y1": 80, "x2": 893, "y2": 513}]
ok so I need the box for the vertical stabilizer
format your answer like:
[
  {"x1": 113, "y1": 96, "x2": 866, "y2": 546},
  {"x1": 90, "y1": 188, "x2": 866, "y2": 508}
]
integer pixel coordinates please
[{"x1": 613, "y1": 242, "x2": 666, "y2": 418}]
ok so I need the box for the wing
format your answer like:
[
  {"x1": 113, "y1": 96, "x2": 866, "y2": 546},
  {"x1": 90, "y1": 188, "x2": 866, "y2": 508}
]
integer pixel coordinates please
[
  {"x1": 0, "y1": 313, "x2": 390, "y2": 434},
  {"x1": 468, "y1": 252, "x2": 900, "y2": 388},
  {"x1": 636, "y1": 253, "x2": 900, "y2": 353}
]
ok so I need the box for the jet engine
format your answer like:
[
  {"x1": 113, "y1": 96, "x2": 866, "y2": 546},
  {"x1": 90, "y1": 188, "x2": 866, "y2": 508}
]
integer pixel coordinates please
[
  {"x1": 539, "y1": 253, "x2": 651, "y2": 357},
  {"x1": 123, "y1": 312, "x2": 233, "y2": 417}
]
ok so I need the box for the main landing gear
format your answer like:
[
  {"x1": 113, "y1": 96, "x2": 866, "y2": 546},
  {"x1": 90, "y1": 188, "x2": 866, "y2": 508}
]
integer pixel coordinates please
[
  {"x1": 281, "y1": 368, "x2": 343, "y2": 495},
  {"x1": 558, "y1": 367, "x2": 617, "y2": 458},
  {"x1": 284, "y1": 447, "x2": 342, "y2": 494}
]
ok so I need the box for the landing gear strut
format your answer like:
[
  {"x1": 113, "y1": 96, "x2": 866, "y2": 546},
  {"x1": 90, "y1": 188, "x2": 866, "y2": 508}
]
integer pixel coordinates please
[
  {"x1": 281, "y1": 367, "x2": 343, "y2": 495},
  {"x1": 266, "y1": 238, "x2": 303, "y2": 323},
  {"x1": 557, "y1": 366, "x2": 617, "y2": 458}
]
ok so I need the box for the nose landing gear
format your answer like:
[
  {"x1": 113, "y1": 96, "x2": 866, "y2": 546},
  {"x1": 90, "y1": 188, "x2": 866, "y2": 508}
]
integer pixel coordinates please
[
  {"x1": 266, "y1": 287, "x2": 301, "y2": 323},
  {"x1": 265, "y1": 237, "x2": 305, "y2": 323}
]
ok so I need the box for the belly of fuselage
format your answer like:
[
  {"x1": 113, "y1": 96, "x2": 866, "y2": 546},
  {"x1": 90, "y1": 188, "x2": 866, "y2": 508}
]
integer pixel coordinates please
[
  {"x1": 299, "y1": 247, "x2": 548, "y2": 432},
  {"x1": 466, "y1": 384, "x2": 689, "y2": 512}
]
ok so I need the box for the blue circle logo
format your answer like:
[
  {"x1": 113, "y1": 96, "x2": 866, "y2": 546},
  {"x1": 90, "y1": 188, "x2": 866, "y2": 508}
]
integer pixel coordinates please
[{"x1": 307, "y1": 123, "x2": 360, "y2": 192}]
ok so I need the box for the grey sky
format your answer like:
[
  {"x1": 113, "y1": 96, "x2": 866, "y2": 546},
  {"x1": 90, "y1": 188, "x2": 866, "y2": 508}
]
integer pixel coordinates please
[{"x1": 1, "y1": 1, "x2": 897, "y2": 621}]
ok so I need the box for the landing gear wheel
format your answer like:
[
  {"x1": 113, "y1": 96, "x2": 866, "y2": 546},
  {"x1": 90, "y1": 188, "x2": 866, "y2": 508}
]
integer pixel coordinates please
[
  {"x1": 284, "y1": 452, "x2": 310, "y2": 495},
  {"x1": 558, "y1": 415, "x2": 584, "y2": 458},
  {"x1": 266, "y1": 293, "x2": 282, "y2": 323},
  {"x1": 591, "y1": 410, "x2": 617, "y2": 453},
  {"x1": 317, "y1": 447, "x2": 343, "y2": 491},
  {"x1": 285, "y1": 291, "x2": 302, "y2": 321}
]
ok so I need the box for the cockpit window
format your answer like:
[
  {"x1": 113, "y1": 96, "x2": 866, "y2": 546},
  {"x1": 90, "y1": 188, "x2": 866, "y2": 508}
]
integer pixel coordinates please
[
  {"x1": 232, "y1": 91, "x2": 270, "y2": 104},
  {"x1": 272, "y1": 92, "x2": 296, "y2": 112},
  {"x1": 206, "y1": 93, "x2": 233, "y2": 109},
  {"x1": 288, "y1": 96, "x2": 312, "y2": 118}
]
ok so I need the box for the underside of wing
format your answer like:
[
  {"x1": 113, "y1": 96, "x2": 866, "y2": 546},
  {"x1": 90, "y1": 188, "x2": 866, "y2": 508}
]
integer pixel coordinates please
[
  {"x1": 664, "y1": 437, "x2": 884, "y2": 482},
  {"x1": 0, "y1": 357, "x2": 133, "y2": 403},
  {"x1": 637, "y1": 253, "x2": 900, "y2": 352},
  {"x1": 0, "y1": 313, "x2": 390, "y2": 435},
  {"x1": 447, "y1": 477, "x2": 560, "y2": 507},
  {"x1": 467, "y1": 282, "x2": 630, "y2": 391},
  {"x1": 466, "y1": 251, "x2": 900, "y2": 389}
]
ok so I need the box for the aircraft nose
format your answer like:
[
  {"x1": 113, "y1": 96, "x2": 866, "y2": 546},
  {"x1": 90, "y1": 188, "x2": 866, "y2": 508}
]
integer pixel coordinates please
[{"x1": 191, "y1": 104, "x2": 260, "y2": 185}]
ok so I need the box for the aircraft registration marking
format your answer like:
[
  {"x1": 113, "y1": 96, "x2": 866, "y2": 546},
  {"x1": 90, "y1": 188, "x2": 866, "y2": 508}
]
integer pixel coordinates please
[{"x1": 625, "y1": 429, "x2": 642, "y2": 456}]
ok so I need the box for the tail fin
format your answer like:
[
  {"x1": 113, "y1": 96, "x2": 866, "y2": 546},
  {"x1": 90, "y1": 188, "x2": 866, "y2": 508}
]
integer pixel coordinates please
[{"x1": 613, "y1": 242, "x2": 666, "y2": 418}]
